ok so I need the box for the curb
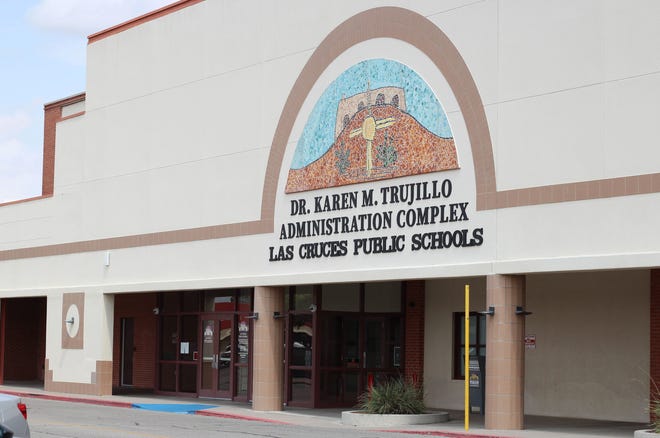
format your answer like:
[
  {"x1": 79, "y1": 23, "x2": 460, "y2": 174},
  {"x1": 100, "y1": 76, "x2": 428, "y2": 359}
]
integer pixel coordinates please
[
  {"x1": 0, "y1": 390, "x2": 133, "y2": 409},
  {"x1": 195, "y1": 410, "x2": 291, "y2": 424},
  {"x1": 0, "y1": 389, "x2": 289, "y2": 425},
  {"x1": 381, "y1": 431, "x2": 514, "y2": 438}
]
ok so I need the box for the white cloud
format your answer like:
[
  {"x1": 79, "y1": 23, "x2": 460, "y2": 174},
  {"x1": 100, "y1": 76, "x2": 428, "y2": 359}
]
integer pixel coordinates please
[
  {"x1": 27, "y1": 0, "x2": 174, "y2": 36},
  {"x1": 0, "y1": 111, "x2": 30, "y2": 141}
]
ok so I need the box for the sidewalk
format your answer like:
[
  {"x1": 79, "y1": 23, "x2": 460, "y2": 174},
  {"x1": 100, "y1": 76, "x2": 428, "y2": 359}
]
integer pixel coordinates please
[{"x1": 0, "y1": 384, "x2": 647, "y2": 438}]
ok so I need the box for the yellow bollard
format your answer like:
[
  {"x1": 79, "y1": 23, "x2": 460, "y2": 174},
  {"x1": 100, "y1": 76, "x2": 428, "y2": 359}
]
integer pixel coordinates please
[{"x1": 465, "y1": 284, "x2": 470, "y2": 431}]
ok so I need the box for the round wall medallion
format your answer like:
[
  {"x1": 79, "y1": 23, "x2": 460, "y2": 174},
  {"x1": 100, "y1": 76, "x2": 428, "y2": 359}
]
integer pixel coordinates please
[{"x1": 65, "y1": 304, "x2": 80, "y2": 338}]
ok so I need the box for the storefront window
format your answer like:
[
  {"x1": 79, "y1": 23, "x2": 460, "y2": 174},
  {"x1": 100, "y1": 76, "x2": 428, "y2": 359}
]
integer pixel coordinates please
[
  {"x1": 204, "y1": 290, "x2": 234, "y2": 312},
  {"x1": 292, "y1": 315, "x2": 313, "y2": 367},
  {"x1": 179, "y1": 315, "x2": 198, "y2": 361},
  {"x1": 161, "y1": 293, "x2": 179, "y2": 314},
  {"x1": 159, "y1": 363, "x2": 176, "y2": 392},
  {"x1": 453, "y1": 312, "x2": 486, "y2": 379},
  {"x1": 160, "y1": 316, "x2": 177, "y2": 360},
  {"x1": 238, "y1": 288, "x2": 252, "y2": 312},
  {"x1": 289, "y1": 369, "x2": 312, "y2": 403},
  {"x1": 236, "y1": 367, "x2": 249, "y2": 397},
  {"x1": 364, "y1": 282, "x2": 401, "y2": 312},
  {"x1": 292, "y1": 285, "x2": 314, "y2": 311},
  {"x1": 322, "y1": 283, "x2": 359, "y2": 312},
  {"x1": 181, "y1": 291, "x2": 200, "y2": 312},
  {"x1": 319, "y1": 371, "x2": 359, "y2": 404},
  {"x1": 236, "y1": 316, "x2": 250, "y2": 364},
  {"x1": 179, "y1": 364, "x2": 197, "y2": 393}
]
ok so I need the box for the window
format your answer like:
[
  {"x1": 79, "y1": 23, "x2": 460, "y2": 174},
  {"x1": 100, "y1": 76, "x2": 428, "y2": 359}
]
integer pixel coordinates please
[{"x1": 453, "y1": 312, "x2": 486, "y2": 379}]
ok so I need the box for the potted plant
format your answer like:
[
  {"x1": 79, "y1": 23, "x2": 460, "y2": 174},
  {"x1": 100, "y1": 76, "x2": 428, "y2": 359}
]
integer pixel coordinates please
[
  {"x1": 341, "y1": 377, "x2": 448, "y2": 427},
  {"x1": 358, "y1": 376, "x2": 424, "y2": 415},
  {"x1": 635, "y1": 392, "x2": 660, "y2": 437}
]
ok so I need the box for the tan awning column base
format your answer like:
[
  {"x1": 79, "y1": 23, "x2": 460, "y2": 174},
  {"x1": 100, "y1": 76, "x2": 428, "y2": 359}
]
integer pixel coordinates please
[
  {"x1": 485, "y1": 274, "x2": 525, "y2": 430},
  {"x1": 252, "y1": 286, "x2": 285, "y2": 411}
]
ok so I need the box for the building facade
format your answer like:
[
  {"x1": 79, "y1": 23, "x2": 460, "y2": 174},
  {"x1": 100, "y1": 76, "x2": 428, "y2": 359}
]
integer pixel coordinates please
[{"x1": 1, "y1": 0, "x2": 659, "y2": 430}]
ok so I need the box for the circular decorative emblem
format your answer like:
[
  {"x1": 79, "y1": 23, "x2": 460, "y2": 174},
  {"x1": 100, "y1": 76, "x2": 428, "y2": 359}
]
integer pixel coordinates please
[{"x1": 65, "y1": 304, "x2": 80, "y2": 338}]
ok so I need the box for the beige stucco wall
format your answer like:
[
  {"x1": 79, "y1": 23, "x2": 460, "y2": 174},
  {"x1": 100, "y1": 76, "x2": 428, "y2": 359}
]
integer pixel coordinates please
[
  {"x1": 424, "y1": 271, "x2": 650, "y2": 422},
  {"x1": 424, "y1": 276, "x2": 486, "y2": 410},
  {"x1": 525, "y1": 270, "x2": 650, "y2": 422}
]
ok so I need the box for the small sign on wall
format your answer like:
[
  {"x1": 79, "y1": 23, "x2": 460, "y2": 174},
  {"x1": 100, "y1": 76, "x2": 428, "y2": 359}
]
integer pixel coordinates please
[{"x1": 524, "y1": 335, "x2": 536, "y2": 350}]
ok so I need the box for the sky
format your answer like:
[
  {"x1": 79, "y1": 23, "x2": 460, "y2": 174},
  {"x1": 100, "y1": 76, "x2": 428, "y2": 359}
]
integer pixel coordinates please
[{"x1": 0, "y1": 0, "x2": 173, "y2": 203}]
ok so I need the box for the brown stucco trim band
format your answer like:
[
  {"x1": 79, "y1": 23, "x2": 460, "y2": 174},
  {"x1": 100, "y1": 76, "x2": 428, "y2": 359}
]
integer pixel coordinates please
[
  {"x1": 481, "y1": 173, "x2": 660, "y2": 209},
  {"x1": 260, "y1": 6, "x2": 496, "y2": 217},
  {"x1": 0, "y1": 219, "x2": 272, "y2": 262}
]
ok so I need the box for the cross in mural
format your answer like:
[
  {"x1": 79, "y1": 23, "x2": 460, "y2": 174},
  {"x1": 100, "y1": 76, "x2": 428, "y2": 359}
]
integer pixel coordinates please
[
  {"x1": 349, "y1": 114, "x2": 396, "y2": 176},
  {"x1": 347, "y1": 82, "x2": 397, "y2": 177}
]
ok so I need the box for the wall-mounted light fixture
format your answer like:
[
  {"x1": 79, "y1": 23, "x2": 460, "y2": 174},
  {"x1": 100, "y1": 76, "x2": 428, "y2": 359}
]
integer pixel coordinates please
[
  {"x1": 273, "y1": 311, "x2": 286, "y2": 319},
  {"x1": 65, "y1": 316, "x2": 75, "y2": 324},
  {"x1": 515, "y1": 306, "x2": 532, "y2": 316},
  {"x1": 479, "y1": 306, "x2": 495, "y2": 316},
  {"x1": 245, "y1": 312, "x2": 259, "y2": 320}
]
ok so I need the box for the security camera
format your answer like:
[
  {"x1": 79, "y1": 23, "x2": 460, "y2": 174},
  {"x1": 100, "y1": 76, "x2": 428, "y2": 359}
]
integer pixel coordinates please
[
  {"x1": 152, "y1": 307, "x2": 160, "y2": 315},
  {"x1": 308, "y1": 304, "x2": 317, "y2": 313}
]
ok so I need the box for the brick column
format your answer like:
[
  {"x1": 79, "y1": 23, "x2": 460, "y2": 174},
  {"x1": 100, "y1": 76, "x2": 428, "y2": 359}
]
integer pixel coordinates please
[
  {"x1": 651, "y1": 269, "x2": 660, "y2": 417},
  {"x1": 485, "y1": 274, "x2": 525, "y2": 430},
  {"x1": 252, "y1": 286, "x2": 285, "y2": 411},
  {"x1": 404, "y1": 280, "x2": 425, "y2": 384}
]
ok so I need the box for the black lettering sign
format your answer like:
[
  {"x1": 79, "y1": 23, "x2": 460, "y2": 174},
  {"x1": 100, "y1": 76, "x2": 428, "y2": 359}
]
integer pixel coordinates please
[{"x1": 268, "y1": 178, "x2": 484, "y2": 262}]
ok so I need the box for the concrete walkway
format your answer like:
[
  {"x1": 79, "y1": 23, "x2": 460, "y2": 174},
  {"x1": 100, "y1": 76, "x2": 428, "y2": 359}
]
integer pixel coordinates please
[{"x1": 0, "y1": 383, "x2": 648, "y2": 438}]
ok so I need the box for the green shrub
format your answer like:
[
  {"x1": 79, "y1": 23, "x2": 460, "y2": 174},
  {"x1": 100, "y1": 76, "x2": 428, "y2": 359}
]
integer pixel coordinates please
[
  {"x1": 653, "y1": 399, "x2": 660, "y2": 433},
  {"x1": 357, "y1": 377, "x2": 424, "y2": 415}
]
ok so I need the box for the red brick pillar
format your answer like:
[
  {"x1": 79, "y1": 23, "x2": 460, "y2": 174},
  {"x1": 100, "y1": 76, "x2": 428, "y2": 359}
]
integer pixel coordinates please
[
  {"x1": 404, "y1": 280, "x2": 425, "y2": 384},
  {"x1": 485, "y1": 274, "x2": 526, "y2": 430},
  {"x1": 42, "y1": 102, "x2": 60, "y2": 196},
  {"x1": 651, "y1": 269, "x2": 660, "y2": 416}
]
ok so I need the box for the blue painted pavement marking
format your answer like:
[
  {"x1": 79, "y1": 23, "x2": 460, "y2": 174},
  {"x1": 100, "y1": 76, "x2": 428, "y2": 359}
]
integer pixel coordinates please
[{"x1": 132, "y1": 403, "x2": 217, "y2": 414}]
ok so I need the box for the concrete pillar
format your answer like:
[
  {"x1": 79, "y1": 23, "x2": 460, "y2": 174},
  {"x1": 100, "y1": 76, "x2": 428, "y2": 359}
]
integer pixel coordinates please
[
  {"x1": 485, "y1": 274, "x2": 525, "y2": 430},
  {"x1": 252, "y1": 286, "x2": 285, "y2": 411},
  {"x1": 45, "y1": 291, "x2": 114, "y2": 396}
]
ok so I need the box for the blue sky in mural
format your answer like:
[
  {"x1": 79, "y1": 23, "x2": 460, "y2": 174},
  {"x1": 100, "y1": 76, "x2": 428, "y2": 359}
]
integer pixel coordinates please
[{"x1": 290, "y1": 58, "x2": 453, "y2": 169}]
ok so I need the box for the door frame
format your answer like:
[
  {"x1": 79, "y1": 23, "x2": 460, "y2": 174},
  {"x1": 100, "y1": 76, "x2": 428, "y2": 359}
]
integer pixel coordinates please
[
  {"x1": 120, "y1": 317, "x2": 135, "y2": 387},
  {"x1": 198, "y1": 314, "x2": 234, "y2": 399}
]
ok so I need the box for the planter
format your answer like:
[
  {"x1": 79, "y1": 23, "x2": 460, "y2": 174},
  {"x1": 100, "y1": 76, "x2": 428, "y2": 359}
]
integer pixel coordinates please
[
  {"x1": 341, "y1": 410, "x2": 449, "y2": 427},
  {"x1": 634, "y1": 430, "x2": 660, "y2": 437}
]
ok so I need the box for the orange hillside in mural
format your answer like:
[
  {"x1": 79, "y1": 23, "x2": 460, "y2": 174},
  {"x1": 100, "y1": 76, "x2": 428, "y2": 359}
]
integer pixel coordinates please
[{"x1": 285, "y1": 103, "x2": 458, "y2": 193}]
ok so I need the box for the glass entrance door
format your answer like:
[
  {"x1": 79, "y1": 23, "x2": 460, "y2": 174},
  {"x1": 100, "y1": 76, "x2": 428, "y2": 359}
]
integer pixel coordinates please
[
  {"x1": 316, "y1": 314, "x2": 401, "y2": 407},
  {"x1": 199, "y1": 316, "x2": 233, "y2": 398}
]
